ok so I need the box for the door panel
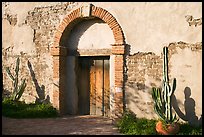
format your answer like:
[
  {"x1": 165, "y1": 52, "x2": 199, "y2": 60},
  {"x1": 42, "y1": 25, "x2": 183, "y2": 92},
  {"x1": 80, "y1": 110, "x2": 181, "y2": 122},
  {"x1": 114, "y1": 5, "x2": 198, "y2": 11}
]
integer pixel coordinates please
[
  {"x1": 104, "y1": 59, "x2": 110, "y2": 117},
  {"x1": 94, "y1": 60, "x2": 103, "y2": 115}
]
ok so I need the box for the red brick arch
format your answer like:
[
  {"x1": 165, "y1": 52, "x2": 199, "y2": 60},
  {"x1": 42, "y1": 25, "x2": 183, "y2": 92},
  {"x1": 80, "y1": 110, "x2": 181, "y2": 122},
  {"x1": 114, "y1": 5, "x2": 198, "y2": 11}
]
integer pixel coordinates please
[
  {"x1": 51, "y1": 4, "x2": 125, "y2": 119},
  {"x1": 53, "y1": 4, "x2": 125, "y2": 47}
]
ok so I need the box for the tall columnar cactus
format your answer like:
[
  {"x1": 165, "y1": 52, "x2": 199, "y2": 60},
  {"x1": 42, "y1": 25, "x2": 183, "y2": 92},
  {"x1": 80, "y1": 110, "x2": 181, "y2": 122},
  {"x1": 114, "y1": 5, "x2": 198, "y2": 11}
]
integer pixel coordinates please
[
  {"x1": 5, "y1": 57, "x2": 27, "y2": 101},
  {"x1": 152, "y1": 46, "x2": 178, "y2": 124}
]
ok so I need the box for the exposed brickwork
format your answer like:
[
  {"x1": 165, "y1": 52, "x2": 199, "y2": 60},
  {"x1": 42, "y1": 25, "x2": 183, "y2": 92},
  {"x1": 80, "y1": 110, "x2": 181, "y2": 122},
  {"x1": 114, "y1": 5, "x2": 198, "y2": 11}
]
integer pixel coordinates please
[
  {"x1": 126, "y1": 52, "x2": 163, "y2": 89},
  {"x1": 125, "y1": 52, "x2": 162, "y2": 118},
  {"x1": 26, "y1": 3, "x2": 80, "y2": 52}
]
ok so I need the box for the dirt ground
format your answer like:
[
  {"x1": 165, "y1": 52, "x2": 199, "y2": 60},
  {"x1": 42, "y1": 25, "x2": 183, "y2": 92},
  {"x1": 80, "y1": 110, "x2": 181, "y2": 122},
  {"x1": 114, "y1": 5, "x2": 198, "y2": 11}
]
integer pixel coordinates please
[{"x1": 2, "y1": 115, "x2": 123, "y2": 135}]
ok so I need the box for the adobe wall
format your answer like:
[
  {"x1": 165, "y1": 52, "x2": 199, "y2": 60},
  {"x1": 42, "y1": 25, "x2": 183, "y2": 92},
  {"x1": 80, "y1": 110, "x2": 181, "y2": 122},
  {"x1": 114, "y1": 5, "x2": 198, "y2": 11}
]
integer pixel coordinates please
[{"x1": 2, "y1": 2, "x2": 202, "y2": 126}]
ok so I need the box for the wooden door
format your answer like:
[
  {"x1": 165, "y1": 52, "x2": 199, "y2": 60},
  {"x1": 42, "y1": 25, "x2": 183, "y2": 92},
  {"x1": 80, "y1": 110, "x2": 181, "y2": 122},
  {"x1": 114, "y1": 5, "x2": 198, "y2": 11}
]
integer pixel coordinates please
[{"x1": 78, "y1": 56, "x2": 110, "y2": 116}]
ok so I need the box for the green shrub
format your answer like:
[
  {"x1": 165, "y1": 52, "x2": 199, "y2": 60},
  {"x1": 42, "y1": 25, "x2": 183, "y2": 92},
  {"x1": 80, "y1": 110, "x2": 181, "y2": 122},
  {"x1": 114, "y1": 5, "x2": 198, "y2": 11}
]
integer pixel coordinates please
[
  {"x1": 116, "y1": 111, "x2": 157, "y2": 135},
  {"x1": 2, "y1": 97, "x2": 58, "y2": 118},
  {"x1": 116, "y1": 110, "x2": 202, "y2": 135}
]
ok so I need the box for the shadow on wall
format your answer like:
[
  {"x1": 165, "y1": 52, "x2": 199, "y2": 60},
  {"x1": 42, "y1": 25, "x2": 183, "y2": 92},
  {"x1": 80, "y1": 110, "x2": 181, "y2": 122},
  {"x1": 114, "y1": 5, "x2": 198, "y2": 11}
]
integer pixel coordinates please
[
  {"x1": 124, "y1": 82, "x2": 156, "y2": 118},
  {"x1": 2, "y1": 89, "x2": 11, "y2": 98},
  {"x1": 123, "y1": 44, "x2": 131, "y2": 110},
  {"x1": 27, "y1": 60, "x2": 50, "y2": 104},
  {"x1": 172, "y1": 86, "x2": 202, "y2": 127}
]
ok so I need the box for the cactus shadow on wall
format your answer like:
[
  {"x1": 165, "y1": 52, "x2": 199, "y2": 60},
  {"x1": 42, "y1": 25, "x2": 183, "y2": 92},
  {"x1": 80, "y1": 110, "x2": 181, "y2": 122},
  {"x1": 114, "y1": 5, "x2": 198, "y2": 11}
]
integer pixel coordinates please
[
  {"x1": 2, "y1": 89, "x2": 11, "y2": 98},
  {"x1": 27, "y1": 60, "x2": 50, "y2": 104},
  {"x1": 172, "y1": 86, "x2": 202, "y2": 127}
]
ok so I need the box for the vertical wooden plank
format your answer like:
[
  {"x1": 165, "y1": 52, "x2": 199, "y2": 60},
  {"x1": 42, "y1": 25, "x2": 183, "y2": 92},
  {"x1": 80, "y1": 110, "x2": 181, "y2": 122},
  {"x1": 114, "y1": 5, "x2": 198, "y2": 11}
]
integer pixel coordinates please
[
  {"x1": 104, "y1": 59, "x2": 110, "y2": 117},
  {"x1": 90, "y1": 59, "x2": 96, "y2": 115},
  {"x1": 95, "y1": 60, "x2": 103, "y2": 115}
]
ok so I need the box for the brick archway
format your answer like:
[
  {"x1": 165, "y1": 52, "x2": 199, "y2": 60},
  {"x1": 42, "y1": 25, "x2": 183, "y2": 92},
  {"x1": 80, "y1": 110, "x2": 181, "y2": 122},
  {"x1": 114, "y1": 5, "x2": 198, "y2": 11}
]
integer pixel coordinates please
[{"x1": 50, "y1": 3, "x2": 126, "y2": 118}]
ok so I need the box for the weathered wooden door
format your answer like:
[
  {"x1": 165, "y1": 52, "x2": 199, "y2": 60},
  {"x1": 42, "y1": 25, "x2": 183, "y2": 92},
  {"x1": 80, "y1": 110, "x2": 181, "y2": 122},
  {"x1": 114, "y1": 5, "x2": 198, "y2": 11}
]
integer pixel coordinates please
[{"x1": 77, "y1": 56, "x2": 110, "y2": 117}]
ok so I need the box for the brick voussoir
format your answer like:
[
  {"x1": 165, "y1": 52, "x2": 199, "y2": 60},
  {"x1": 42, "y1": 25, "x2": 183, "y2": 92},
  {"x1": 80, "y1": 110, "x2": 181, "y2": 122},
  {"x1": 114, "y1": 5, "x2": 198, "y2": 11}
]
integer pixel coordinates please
[
  {"x1": 69, "y1": 12, "x2": 75, "y2": 21},
  {"x1": 94, "y1": 7, "x2": 100, "y2": 17},
  {"x1": 91, "y1": 6, "x2": 97, "y2": 15},
  {"x1": 102, "y1": 13, "x2": 113, "y2": 23},
  {"x1": 110, "y1": 22, "x2": 120, "y2": 30},
  {"x1": 64, "y1": 18, "x2": 71, "y2": 25},
  {"x1": 109, "y1": 20, "x2": 118, "y2": 29},
  {"x1": 75, "y1": 8, "x2": 81, "y2": 17},
  {"x1": 72, "y1": 9, "x2": 78, "y2": 19},
  {"x1": 98, "y1": 9, "x2": 107, "y2": 19},
  {"x1": 67, "y1": 14, "x2": 73, "y2": 22},
  {"x1": 113, "y1": 28, "x2": 123, "y2": 36},
  {"x1": 107, "y1": 17, "x2": 117, "y2": 26},
  {"x1": 57, "y1": 24, "x2": 66, "y2": 34},
  {"x1": 99, "y1": 10, "x2": 108, "y2": 20}
]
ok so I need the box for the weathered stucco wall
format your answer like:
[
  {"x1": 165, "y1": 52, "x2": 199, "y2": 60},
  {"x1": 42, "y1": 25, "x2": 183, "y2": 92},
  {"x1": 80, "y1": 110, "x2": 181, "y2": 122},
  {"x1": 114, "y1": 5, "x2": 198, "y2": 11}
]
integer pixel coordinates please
[
  {"x1": 2, "y1": 2, "x2": 202, "y2": 126},
  {"x1": 92, "y1": 2, "x2": 202, "y2": 54},
  {"x1": 2, "y1": 2, "x2": 82, "y2": 103}
]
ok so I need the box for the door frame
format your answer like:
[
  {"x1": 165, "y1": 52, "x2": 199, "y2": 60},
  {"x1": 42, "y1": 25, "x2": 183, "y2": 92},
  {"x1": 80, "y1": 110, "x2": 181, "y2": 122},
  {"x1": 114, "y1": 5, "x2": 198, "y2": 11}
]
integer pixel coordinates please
[{"x1": 50, "y1": 3, "x2": 126, "y2": 119}]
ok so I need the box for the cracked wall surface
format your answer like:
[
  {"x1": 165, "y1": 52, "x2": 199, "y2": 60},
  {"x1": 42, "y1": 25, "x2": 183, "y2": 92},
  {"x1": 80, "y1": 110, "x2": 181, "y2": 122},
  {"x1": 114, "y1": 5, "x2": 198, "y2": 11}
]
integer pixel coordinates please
[{"x1": 2, "y1": 2, "x2": 202, "y2": 126}]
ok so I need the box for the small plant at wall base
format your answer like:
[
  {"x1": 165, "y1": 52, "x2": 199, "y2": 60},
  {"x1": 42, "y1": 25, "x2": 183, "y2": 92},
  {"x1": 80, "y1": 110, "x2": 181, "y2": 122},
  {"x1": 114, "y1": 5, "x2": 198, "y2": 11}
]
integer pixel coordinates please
[
  {"x1": 2, "y1": 97, "x2": 59, "y2": 118},
  {"x1": 152, "y1": 46, "x2": 179, "y2": 135},
  {"x1": 5, "y1": 57, "x2": 27, "y2": 101}
]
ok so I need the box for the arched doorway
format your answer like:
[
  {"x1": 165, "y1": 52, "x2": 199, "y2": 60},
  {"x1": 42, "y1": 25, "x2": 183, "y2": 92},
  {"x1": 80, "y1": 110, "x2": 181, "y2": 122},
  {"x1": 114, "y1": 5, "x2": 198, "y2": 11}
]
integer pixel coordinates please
[{"x1": 50, "y1": 3, "x2": 126, "y2": 119}]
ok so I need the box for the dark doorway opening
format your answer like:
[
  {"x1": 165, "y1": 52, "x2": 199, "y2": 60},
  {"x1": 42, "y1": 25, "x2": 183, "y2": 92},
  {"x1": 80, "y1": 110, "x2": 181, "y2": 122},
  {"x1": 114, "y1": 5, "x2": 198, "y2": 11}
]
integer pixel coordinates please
[{"x1": 77, "y1": 56, "x2": 110, "y2": 117}]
